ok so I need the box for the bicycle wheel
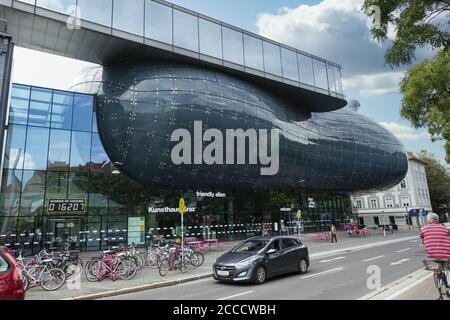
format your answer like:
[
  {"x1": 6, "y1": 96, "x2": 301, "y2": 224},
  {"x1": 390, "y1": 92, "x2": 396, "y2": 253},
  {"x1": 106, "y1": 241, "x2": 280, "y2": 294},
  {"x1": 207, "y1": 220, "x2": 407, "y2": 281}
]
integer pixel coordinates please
[
  {"x1": 84, "y1": 259, "x2": 98, "y2": 280},
  {"x1": 86, "y1": 260, "x2": 105, "y2": 282},
  {"x1": 116, "y1": 260, "x2": 137, "y2": 280},
  {"x1": 147, "y1": 253, "x2": 159, "y2": 269},
  {"x1": 159, "y1": 257, "x2": 170, "y2": 277},
  {"x1": 194, "y1": 251, "x2": 204, "y2": 267},
  {"x1": 41, "y1": 268, "x2": 66, "y2": 291},
  {"x1": 132, "y1": 254, "x2": 144, "y2": 270},
  {"x1": 186, "y1": 253, "x2": 199, "y2": 270},
  {"x1": 22, "y1": 273, "x2": 29, "y2": 291},
  {"x1": 178, "y1": 255, "x2": 189, "y2": 273}
]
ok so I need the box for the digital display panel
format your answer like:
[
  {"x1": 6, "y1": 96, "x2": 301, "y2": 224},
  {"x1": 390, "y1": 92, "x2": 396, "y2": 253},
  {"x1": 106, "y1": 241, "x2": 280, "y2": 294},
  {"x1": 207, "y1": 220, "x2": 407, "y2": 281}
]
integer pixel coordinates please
[{"x1": 47, "y1": 199, "x2": 86, "y2": 214}]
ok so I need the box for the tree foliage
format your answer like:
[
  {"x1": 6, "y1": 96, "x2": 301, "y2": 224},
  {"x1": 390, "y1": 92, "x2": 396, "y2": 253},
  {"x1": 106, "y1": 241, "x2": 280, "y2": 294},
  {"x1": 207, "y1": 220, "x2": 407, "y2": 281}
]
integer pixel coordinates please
[
  {"x1": 401, "y1": 48, "x2": 450, "y2": 162},
  {"x1": 418, "y1": 150, "x2": 450, "y2": 217},
  {"x1": 363, "y1": 0, "x2": 450, "y2": 162},
  {"x1": 363, "y1": 0, "x2": 450, "y2": 66}
]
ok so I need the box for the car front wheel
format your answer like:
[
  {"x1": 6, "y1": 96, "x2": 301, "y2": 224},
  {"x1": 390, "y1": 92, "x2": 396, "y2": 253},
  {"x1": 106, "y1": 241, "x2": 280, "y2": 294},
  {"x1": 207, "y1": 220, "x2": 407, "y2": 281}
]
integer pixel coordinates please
[
  {"x1": 298, "y1": 258, "x2": 308, "y2": 274},
  {"x1": 254, "y1": 265, "x2": 267, "y2": 285}
]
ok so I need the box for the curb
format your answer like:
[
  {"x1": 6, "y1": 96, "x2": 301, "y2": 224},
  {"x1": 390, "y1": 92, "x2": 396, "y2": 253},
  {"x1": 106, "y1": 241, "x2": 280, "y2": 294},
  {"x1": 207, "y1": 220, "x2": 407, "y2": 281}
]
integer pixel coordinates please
[
  {"x1": 358, "y1": 267, "x2": 429, "y2": 300},
  {"x1": 63, "y1": 273, "x2": 213, "y2": 300}
]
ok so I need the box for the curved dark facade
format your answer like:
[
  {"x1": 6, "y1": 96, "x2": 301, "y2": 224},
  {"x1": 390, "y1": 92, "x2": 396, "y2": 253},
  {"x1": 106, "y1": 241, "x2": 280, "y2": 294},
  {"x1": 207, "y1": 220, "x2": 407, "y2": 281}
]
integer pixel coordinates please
[{"x1": 75, "y1": 62, "x2": 407, "y2": 193}]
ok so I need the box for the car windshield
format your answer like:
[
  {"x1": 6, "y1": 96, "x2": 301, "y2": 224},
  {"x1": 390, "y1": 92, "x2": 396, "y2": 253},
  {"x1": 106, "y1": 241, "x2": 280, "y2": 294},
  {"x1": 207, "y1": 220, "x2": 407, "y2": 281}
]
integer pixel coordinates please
[{"x1": 232, "y1": 240, "x2": 269, "y2": 253}]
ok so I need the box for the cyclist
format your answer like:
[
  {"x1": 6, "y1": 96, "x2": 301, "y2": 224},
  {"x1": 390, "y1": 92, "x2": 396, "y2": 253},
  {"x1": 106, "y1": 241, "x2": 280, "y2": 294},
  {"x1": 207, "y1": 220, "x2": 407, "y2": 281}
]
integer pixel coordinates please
[{"x1": 420, "y1": 212, "x2": 450, "y2": 295}]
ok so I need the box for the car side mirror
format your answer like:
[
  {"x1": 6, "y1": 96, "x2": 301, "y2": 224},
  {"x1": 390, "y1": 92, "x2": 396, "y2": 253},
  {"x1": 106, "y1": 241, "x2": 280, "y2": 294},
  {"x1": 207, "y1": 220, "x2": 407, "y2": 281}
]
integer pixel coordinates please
[{"x1": 267, "y1": 249, "x2": 276, "y2": 254}]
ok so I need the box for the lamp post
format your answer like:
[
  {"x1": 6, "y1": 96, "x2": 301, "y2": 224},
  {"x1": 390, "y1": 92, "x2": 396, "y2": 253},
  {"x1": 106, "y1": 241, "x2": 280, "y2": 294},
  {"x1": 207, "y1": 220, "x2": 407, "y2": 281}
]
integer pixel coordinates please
[{"x1": 381, "y1": 210, "x2": 386, "y2": 236}]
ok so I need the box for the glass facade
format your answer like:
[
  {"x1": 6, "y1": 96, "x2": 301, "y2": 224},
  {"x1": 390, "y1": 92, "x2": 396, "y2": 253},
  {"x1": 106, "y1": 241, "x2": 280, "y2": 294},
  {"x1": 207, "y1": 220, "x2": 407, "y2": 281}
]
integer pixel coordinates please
[
  {"x1": 0, "y1": 84, "x2": 354, "y2": 252},
  {"x1": 17, "y1": 0, "x2": 344, "y2": 96}
]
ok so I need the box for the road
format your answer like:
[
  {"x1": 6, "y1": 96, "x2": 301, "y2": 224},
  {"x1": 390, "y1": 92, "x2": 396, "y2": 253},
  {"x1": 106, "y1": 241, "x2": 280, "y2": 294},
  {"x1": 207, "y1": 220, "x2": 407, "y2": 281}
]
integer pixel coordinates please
[{"x1": 105, "y1": 232, "x2": 427, "y2": 300}]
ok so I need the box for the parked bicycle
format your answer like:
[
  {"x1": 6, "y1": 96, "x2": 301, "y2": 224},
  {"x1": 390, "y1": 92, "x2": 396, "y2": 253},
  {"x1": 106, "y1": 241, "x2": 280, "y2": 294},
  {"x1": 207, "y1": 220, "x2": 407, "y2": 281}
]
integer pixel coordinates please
[
  {"x1": 85, "y1": 250, "x2": 137, "y2": 282},
  {"x1": 18, "y1": 253, "x2": 66, "y2": 291}
]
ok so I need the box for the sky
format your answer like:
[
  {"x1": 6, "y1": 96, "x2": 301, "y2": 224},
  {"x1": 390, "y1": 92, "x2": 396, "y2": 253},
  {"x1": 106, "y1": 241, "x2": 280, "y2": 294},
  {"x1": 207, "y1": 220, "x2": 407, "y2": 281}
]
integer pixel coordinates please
[{"x1": 11, "y1": 0, "x2": 448, "y2": 166}]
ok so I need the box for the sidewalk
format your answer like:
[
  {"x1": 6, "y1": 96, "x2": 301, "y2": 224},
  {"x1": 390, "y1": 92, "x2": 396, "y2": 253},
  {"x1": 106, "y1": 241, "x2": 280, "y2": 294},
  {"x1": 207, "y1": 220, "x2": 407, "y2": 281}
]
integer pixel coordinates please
[{"x1": 25, "y1": 230, "x2": 417, "y2": 300}]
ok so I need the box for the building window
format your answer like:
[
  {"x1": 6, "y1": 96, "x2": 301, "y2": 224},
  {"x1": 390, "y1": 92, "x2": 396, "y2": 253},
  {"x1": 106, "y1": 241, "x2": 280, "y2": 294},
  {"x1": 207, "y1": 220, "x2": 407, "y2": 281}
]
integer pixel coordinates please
[
  {"x1": 370, "y1": 199, "x2": 377, "y2": 208},
  {"x1": 401, "y1": 196, "x2": 410, "y2": 207},
  {"x1": 385, "y1": 197, "x2": 394, "y2": 208},
  {"x1": 400, "y1": 180, "x2": 407, "y2": 189},
  {"x1": 356, "y1": 199, "x2": 363, "y2": 209}
]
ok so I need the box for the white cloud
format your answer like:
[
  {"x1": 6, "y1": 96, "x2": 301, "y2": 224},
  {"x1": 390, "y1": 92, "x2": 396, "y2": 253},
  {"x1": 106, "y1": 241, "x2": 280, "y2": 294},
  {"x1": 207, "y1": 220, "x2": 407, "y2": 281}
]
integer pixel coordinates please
[
  {"x1": 12, "y1": 47, "x2": 97, "y2": 91},
  {"x1": 255, "y1": 0, "x2": 435, "y2": 97},
  {"x1": 378, "y1": 122, "x2": 430, "y2": 141},
  {"x1": 343, "y1": 71, "x2": 405, "y2": 96},
  {"x1": 256, "y1": 0, "x2": 388, "y2": 77}
]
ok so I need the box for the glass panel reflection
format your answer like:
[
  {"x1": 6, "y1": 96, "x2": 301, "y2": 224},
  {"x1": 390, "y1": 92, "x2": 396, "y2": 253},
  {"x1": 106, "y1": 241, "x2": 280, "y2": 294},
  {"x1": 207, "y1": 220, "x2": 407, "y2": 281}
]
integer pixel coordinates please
[
  {"x1": 0, "y1": 170, "x2": 22, "y2": 217},
  {"x1": 28, "y1": 87, "x2": 52, "y2": 127},
  {"x1": 298, "y1": 54, "x2": 315, "y2": 86},
  {"x1": 243, "y1": 34, "x2": 263, "y2": 71},
  {"x1": 145, "y1": 0, "x2": 172, "y2": 44},
  {"x1": 313, "y1": 60, "x2": 329, "y2": 90},
  {"x1": 68, "y1": 172, "x2": 89, "y2": 199},
  {"x1": 327, "y1": 63, "x2": 337, "y2": 93},
  {"x1": 173, "y1": 9, "x2": 199, "y2": 52},
  {"x1": 113, "y1": 0, "x2": 144, "y2": 36},
  {"x1": 334, "y1": 66, "x2": 343, "y2": 94},
  {"x1": 46, "y1": 172, "x2": 69, "y2": 201},
  {"x1": 222, "y1": 27, "x2": 244, "y2": 65},
  {"x1": 9, "y1": 85, "x2": 30, "y2": 125},
  {"x1": 20, "y1": 170, "x2": 46, "y2": 217},
  {"x1": 24, "y1": 127, "x2": 49, "y2": 170},
  {"x1": 4, "y1": 125, "x2": 26, "y2": 170},
  {"x1": 48, "y1": 129, "x2": 71, "y2": 172},
  {"x1": 199, "y1": 18, "x2": 222, "y2": 59},
  {"x1": 263, "y1": 41, "x2": 282, "y2": 77},
  {"x1": 51, "y1": 91, "x2": 73, "y2": 130},
  {"x1": 70, "y1": 131, "x2": 92, "y2": 173},
  {"x1": 281, "y1": 48, "x2": 299, "y2": 81},
  {"x1": 91, "y1": 134, "x2": 110, "y2": 173},
  {"x1": 78, "y1": 0, "x2": 112, "y2": 27},
  {"x1": 36, "y1": 0, "x2": 76, "y2": 14},
  {"x1": 73, "y1": 94, "x2": 93, "y2": 132}
]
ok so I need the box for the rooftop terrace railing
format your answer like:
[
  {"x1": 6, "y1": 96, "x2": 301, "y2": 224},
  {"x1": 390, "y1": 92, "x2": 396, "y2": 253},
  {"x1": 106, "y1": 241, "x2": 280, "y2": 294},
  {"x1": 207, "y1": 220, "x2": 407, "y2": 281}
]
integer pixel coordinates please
[{"x1": 12, "y1": 0, "x2": 344, "y2": 99}]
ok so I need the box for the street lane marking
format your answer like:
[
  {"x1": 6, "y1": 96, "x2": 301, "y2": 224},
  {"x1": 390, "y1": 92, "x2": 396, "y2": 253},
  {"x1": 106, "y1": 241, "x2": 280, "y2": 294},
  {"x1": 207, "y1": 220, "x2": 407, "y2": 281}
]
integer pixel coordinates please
[
  {"x1": 363, "y1": 255, "x2": 384, "y2": 262},
  {"x1": 218, "y1": 291, "x2": 253, "y2": 300},
  {"x1": 410, "y1": 240, "x2": 419, "y2": 243},
  {"x1": 301, "y1": 267, "x2": 344, "y2": 279},
  {"x1": 396, "y1": 248, "x2": 411, "y2": 253},
  {"x1": 390, "y1": 258, "x2": 411, "y2": 266},
  {"x1": 319, "y1": 256, "x2": 346, "y2": 263}
]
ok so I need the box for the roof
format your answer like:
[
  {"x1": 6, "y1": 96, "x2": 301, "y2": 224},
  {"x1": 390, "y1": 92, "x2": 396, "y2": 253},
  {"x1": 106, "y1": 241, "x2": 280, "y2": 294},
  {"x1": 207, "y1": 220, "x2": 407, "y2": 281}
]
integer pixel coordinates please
[
  {"x1": 407, "y1": 152, "x2": 428, "y2": 165},
  {"x1": 0, "y1": 0, "x2": 347, "y2": 112}
]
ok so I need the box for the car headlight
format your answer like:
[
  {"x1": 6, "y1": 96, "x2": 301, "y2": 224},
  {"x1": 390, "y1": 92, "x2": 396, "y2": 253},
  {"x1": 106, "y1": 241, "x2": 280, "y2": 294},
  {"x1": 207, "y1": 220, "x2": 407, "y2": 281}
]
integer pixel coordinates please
[{"x1": 235, "y1": 258, "x2": 258, "y2": 268}]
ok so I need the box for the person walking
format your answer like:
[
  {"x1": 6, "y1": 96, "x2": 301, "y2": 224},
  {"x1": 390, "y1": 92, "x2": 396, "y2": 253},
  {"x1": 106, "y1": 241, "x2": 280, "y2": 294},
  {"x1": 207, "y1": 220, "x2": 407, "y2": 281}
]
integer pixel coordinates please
[{"x1": 330, "y1": 224, "x2": 338, "y2": 243}]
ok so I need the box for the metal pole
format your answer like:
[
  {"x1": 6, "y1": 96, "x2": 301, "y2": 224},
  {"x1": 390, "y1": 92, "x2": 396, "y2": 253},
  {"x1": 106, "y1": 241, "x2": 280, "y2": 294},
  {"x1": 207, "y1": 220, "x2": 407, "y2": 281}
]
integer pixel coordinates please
[
  {"x1": 382, "y1": 211, "x2": 386, "y2": 236},
  {"x1": 181, "y1": 210, "x2": 184, "y2": 272}
]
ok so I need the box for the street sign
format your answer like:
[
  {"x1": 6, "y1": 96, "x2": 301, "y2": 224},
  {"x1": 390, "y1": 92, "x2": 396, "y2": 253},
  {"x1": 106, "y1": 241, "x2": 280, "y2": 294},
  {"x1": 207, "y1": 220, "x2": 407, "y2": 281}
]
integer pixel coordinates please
[{"x1": 179, "y1": 198, "x2": 186, "y2": 214}]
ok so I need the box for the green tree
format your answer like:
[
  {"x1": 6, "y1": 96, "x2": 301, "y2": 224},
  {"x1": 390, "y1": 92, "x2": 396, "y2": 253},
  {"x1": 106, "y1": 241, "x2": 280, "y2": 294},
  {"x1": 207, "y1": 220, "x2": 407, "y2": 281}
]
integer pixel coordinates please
[
  {"x1": 401, "y1": 48, "x2": 450, "y2": 162},
  {"x1": 363, "y1": 0, "x2": 450, "y2": 162},
  {"x1": 418, "y1": 150, "x2": 450, "y2": 218}
]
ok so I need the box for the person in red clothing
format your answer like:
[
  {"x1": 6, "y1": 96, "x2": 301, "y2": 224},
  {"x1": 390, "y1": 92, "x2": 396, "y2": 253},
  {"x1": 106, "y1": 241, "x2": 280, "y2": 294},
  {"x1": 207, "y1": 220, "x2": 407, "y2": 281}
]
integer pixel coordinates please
[
  {"x1": 420, "y1": 212, "x2": 450, "y2": 296},
  {"x1": 420, "y1": 212, "x2": 450, "y2": 260}
]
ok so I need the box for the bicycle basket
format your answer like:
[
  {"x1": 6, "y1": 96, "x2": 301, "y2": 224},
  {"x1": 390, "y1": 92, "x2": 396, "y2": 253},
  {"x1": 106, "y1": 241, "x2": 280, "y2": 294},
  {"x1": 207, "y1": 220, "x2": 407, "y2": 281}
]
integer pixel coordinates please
[{"x1": 423, "y1": 260, "x2": 450, "y2": 270}]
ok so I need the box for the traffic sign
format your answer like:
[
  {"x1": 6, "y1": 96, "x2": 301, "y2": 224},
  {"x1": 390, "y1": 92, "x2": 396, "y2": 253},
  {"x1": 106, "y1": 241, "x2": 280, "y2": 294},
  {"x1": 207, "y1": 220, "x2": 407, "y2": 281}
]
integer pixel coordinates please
[{"x1": 179, "y1": 197, "x2": 186, "y2": 214}]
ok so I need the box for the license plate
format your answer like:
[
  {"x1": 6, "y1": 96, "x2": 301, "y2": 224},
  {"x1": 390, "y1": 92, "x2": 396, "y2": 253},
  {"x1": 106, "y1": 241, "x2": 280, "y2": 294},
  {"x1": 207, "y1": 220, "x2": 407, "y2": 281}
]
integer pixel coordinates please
[{"x1": 217, "y1": 270, "x2": 229, "y2": 277}]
